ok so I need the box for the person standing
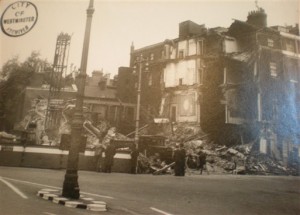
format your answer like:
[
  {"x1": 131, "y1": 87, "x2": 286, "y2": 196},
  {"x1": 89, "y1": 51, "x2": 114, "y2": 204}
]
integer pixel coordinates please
[
  {"x1": 94, "y1": 144, "x2": 104, "y2": 172},
  {"x1": 198, "y1": 148, "x2": 207, "y2": 175},
  {"x1": 130, "y1": 145, "x2": 139, "y2": 174},
  {"x1": 173, "y1": 143, "x2": 186, "y2": 176},
  {"x1": 103, "y1": 143, "x2": 116, "y2": 173}
]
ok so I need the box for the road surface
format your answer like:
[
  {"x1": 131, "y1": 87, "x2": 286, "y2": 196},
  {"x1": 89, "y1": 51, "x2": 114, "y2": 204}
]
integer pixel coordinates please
[{"x1": 0, "y1": 166, "x2": 299, "y2": 215}]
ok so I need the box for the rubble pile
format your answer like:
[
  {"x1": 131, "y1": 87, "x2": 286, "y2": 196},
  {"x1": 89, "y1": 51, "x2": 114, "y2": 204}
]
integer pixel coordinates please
[
  {"x1": 84, "y1": 120, "x2": 110, "y2": 148},
  {"x1": 0, "y1": 131, "x2": 18, "y2": 139},
  {"x1": 169, "y1": 123, "x2": 203, "y2": 143},
  {"x1": 0, "y1": 131, "x2": 19, "y2": 143},
  {"x1": 136, "y1": 124, "x2": 205, "y2": 174},
  {"x1": 245, "y1": 151, "x2": 297, "y2": 175},
  {"x1": 158, "y1": 122, "x2": 297, "y2": 176},
  {"x1": 101, "y1": 127, "x2": 131, "y2": 145},
  {"x1": 183, "y1": 139, "x2": 299, "y2": 176},
  {"x1": 4, "y1": 95, "x2": 298, "y2": 176},
  {"x1": 86, "y1": 124, "x2": 132, "y2": 149},
  {"x1": 203, "y1": 143, "x2": 250, "y2": 174},
  {"x1": 137, "y1": 153, "x2": 152, "y2": 173}
]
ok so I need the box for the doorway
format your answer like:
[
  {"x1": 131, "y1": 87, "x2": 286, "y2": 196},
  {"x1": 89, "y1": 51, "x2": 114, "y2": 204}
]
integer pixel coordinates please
[{"x1": 171, "y1": 105, "x2": 177, "y2": 122}]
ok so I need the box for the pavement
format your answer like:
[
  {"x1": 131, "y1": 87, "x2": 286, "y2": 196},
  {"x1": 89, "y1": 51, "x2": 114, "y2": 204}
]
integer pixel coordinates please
[{"x1": 37, "y1": 188, "x2": 107, "y2": 212}]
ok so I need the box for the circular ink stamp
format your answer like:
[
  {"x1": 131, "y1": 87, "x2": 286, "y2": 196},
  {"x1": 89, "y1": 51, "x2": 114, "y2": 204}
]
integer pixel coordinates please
[{"x1": 1, "y1": 1, "x2": 38, "y2": 37}]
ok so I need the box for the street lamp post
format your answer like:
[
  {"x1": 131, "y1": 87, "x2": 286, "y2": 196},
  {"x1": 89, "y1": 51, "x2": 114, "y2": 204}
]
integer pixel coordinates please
[
  {"x1": 134, "y1": 54, "x2": 148, "y2": 150},
  {"x1": 62, "y1": 0, "x2": 94, "y2": 199}
]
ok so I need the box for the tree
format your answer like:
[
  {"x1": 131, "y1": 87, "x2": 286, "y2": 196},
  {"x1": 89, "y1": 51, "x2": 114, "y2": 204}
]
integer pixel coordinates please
[{"x1": 0, "y1": 51, "x2": 46, "y2": 131}]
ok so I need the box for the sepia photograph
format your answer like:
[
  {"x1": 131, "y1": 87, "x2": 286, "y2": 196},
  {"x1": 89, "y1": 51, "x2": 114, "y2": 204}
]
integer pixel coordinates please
[{"x1": 0, "y1": 0, "x2": 299, "y2": 214}]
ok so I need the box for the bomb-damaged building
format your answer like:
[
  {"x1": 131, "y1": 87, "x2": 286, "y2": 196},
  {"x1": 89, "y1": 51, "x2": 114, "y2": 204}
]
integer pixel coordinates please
[{"x1": 120, "y1": 6, "x2": 299, "y2": 167}]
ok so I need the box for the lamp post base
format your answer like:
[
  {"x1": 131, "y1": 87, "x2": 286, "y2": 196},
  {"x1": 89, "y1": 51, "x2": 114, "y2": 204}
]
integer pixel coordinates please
[{"x1": 62, "y1": 170, "x2": 80, "y2": 199}]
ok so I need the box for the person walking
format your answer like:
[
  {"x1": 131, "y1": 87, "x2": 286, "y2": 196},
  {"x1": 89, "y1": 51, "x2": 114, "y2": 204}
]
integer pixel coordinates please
[
  {"x1": 173, "y1": 143, "x2": 186, "y2": 176},
  {"x1": 103, "y1": 143, "x2": 116, "y2": 173}
]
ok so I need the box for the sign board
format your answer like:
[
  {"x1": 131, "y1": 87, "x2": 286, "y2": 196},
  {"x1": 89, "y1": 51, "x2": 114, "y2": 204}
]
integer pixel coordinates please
[{"x1": 154, "y1": 118, "x2": 170, "y2": 123}]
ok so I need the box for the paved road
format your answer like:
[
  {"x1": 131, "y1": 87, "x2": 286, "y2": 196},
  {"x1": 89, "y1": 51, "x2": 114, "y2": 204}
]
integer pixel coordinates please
[{"x1": 0, "y1": 166, "x2": 299, "y2": 215}]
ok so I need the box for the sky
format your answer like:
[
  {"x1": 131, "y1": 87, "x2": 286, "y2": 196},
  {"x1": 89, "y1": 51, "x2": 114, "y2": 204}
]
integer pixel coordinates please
[{"x1": 0, "y1": 0, "x2": 299, "y2": 76}]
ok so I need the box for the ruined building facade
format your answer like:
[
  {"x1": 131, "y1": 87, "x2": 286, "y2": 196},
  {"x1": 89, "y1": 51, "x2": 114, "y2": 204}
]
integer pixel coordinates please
[
  {"x1": 224, "y1": 8, "x2": 300, "y2": 165},
  {"x1": 129, "y1": 41, "x2": 166, "y2": 124},
  {"x1": 161, "y1": 21, "x2": 206, "y2": 123},
  {"x1": 124, "y1": 7, "x2": 299, "y2": 165},
  {"x1": 83, "y1": 70, "x2": 135, "y2": 133},
  {"x1": 201, "y1": 8, "x2": 299, "y2": 165}
]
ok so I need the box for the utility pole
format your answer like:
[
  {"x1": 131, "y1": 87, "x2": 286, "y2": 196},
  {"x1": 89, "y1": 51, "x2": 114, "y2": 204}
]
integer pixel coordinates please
[
  {"x1": 62, "y1": 0, "x2": 94, "y2": 199},
  {"x1": 134, "y1": 54, "x2": 148, "y2": 148},
  {"x1": 134, "y1": 55, "x2": 142, "y2": 148}
]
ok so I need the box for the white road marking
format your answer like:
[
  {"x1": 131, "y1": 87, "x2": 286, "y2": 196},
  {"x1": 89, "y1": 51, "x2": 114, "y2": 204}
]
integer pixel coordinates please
[
  {"x1": 0, "y1": 176, "x2": 114, "y2": 199},
  {"x1": 0, "y1": 176, "x2": 61, "y2": 189},
  {"x1": 116, "y1": 206, "x2": 141, "y2": 215},
  {"x1": 0, "y1": 177, "x2": 28, "y2": 199},
  {"x1": 80, "y1": 191, "x2": 114, "y2": 199},
  {"x1": 43, "y1": 212, "x2": 57, "y2": 215},
  {"x1": 150, "y1": 207, "x2": 173, "y2": 215}
]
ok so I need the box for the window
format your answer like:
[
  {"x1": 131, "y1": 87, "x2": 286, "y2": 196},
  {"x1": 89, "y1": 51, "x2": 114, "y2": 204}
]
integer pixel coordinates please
[
  {"x1": 179, "y1": 78, "x2": 183, "y2": 85},
  {"x1": 267, "y1": 38, "x2": 274, "y2": 47},
  {"x1": 125, "y1": 107, "x2": 134, "y2": 121},
  {"x1": 284, "y1": 39, "x2": 295, "y2": 52},
  {"x1": 178, "y1": 50, "x2": 184, "y2": 59},
  {"x1": 188, "y1": 39, "x2": 196, "y2": 55},
  {"x1": 150, "y1": 53, "x2": 154, "y2": 60},
  {"x1": 287, "y1": 60, "x2": 298, "y2": 83},
  {"x1": 198, "y1": 68, "x2": 204, "y2": 84},
  {"x1": 171, "y1": 106, "x2": 177, "y2": 122},
  {"x1": 118, "y1": 106, "x2": 124, "y2": 120},
  {"x1": 227, "y1": 68, "x2": 243, "y2": 84},
  {"x1": 272, "y1": 99, "x2": 278, "y2": 121},
  {"x1": 161, "y1": 50, "x2": 165, "y2": 59},
  {"x1": 148, "y1": 74, "x2": 152, "y2": 86},
  {"x1": 187, "y1": 68, "x2": 195, "y2": 84},
  {"x1": 223, "y1": 67, "x2": 227, "y2": 84},
  {"x1": 179, "y1": 94, "x2": 195, "y2": 116},
  {"x1": 160, "y1": 72, "x2": 164, "y2": 85},
  {"x1": 270, "y1": 62, "x2": 277, "y2": 77},
  {"x1": 170, "y1": 46, "x2": 174, "y2": 58},
  {"x1": 198, "y1": 40, "x2": 204, "y2": 55},
  {"x1": 108, "y1": 106, "x2": 117, "y2": 121},
  {"x1": 257, "y1": 92, "x2": 262, "y2": 122}
]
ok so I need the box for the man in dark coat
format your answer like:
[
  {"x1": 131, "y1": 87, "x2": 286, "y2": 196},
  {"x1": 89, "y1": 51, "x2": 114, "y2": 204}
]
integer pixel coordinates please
[
  {"x1": 173, "y1": 143, "x2": 186, "y2": 176},
  {"x1": 130, "y1": 145, "x2": 139, "y2": 174},
  {"x1": 198, "y1": 149, "x2": 207, "y2": 175},
  {"x1": 103, "y1": 144, "x2": 116, "y2": 173},
  {"x1": 94, "y1": 144, "x2": 104, "y2": 172}
]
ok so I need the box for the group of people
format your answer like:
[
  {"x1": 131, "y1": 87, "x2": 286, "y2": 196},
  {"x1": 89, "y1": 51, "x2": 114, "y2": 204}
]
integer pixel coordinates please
[
  {"x1": 173, "y1": 143, "x2": 208, "y2": 176},
  {"x1": 94, "y1": 143, "x2": 116, "y2": 173},
  {"x1": 95, "y1": 143, "x2": 139, "y2": 174},
  {"x1": 95, "y1": 140, "x2": 207, "y2": 176}
]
